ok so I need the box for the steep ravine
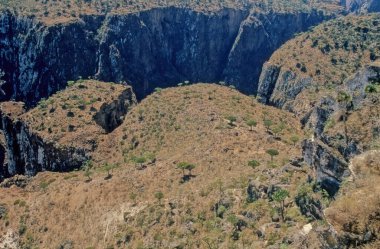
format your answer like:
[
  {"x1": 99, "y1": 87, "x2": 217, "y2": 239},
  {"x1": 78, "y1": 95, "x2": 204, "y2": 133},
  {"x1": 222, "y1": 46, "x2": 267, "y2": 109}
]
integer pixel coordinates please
[
  {"x1": 0, "y1": 7, "x2": 334, "y2": 106},
  {"x1": 259, "y1": 61, "x2": 380, "y2": 195}
]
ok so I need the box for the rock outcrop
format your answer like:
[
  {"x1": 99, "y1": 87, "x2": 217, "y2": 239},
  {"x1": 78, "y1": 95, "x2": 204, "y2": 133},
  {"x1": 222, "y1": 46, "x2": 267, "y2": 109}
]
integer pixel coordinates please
[
  {"x1": 257, "y1": 63, "x2": 313, "y2": 108},
  {"x1": 0, "y1": 81, "x2": 136, "y2": 179},
  {"x1": 302, "y1": 139, "x2": 350, "y2": 196},
  {"x1": 256, "y1": 13, "x2": 379, "y2": 195},
  {"x1": 341, "y1": 0, "x2": 380, "y2": 12},
  {"x1": 0, "y1": 102, "x2": 89, "y2": 177},
  {"x1": 282, "y1": 64, "x2": 379, "y2": 194},
  {"x1": 93, "y1": 84, "x2": 136, "y2": 132},
  {"x1": 0, "y1": 7, "x2": 335, "y2": 105},
  {"x1": 325, "y1": 151, "x2": 380, "y2": 248}
]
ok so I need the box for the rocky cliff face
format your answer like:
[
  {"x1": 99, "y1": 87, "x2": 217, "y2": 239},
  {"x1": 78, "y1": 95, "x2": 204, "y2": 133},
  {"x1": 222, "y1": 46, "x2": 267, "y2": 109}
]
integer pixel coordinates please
[
  {"x1": 260, "y1": 62, "x2": 380, "y2": 195},
  {"x1": 0, "y1": 102, "x2": 89, "y2": 178},
  {"x1": 0, "y1": 7, "x2": 334, "y2": 105},
  {"x1": 341, "y1": 0, "x2": 380, "y2": 12},
  {"x1": 302, "y1": 139, "x2": 350, "y2": 196},
  {"x1": 94, "y1": 85, "x2": 136, "y2": 132},
  {"x1": 0, "y1": 81, "x2": 136, "y2": 179},
  {"x1": 257, "y1": 63, "x2": 313, "y2": 108}
]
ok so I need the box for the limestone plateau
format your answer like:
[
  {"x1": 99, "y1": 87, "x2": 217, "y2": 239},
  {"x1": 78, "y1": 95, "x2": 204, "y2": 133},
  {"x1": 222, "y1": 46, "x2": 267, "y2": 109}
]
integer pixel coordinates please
[{"x1": 0, "y1": 1, "x2": 379, "y2": 249}]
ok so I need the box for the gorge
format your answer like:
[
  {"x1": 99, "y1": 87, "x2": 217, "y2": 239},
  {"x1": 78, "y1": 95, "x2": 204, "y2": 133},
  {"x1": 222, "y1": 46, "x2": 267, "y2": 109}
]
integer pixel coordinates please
[{"x1": 0, "y1": 6, "x2": 335, "y2": 105}]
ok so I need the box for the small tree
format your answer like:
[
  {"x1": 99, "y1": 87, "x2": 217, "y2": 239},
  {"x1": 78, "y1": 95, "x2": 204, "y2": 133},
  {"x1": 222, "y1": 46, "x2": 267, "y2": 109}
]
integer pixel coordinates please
[
  {"x1": 272, "y1": 189, "x2": 289, "y2": 222},
  {"x1": 226, "y1": 116, "x2": 237, "y2": 126},
  {"x1": 177, "y1": 162, "x2": 196, "y2": 177},
  {"x1": 177, "y1": 162, "x2": 188, "y2": 177},
  {"x1": 82, "y1": 160, "x2": 93, "y2": 170},
  {"x1": 185, "y1": 163, "x2": 196, "y2": 176},
  {"x1": 248, "y1": 160, "x2": 260, "y2": 169},
  {"x1": 207, "y1": 91, "x2": 213, "y2": 100},
  {"x1": 266, "y1": 149, "x2": 279, "y2": 162},
  {"x1": 272, "y1": 125, "x2": 284, "y2": 137},
  {"x1": 155, "y1": 191, "x2": 164, "y2": 205},
  {"x1": 249, "y1": 95, "x2": 256, "y2": 105},
  {"x1": 154, "y1": 87, "x2": 162, "y2": 94},
  {"x1": 365, "y1": 84, "x2": 378, "y2": 94},
  {"x1": 263, "y1": 119, "x2": 273, "y2": 132},
  {"x1": 246, "y1": 119, "x2": 257, "y2": 131},
  {"x1": 290, "y1": 135, "x2": 300, "y2": 146},
  {"x1": 138, "y1": 109, "x2": 144, "y2": 121}
]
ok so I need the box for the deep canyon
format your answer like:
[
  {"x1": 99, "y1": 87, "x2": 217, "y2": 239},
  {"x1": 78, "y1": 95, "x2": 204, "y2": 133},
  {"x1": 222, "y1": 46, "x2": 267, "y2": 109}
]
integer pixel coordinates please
[{"x1": 0, "y1": 7, "x2": 335, "y2": 105}]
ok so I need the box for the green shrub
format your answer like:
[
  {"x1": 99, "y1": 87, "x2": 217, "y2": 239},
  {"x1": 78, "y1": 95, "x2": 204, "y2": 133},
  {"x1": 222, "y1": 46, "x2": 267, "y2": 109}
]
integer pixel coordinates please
[{"x1": 248, "y1": 160, "x2": 260, "y2": 169}]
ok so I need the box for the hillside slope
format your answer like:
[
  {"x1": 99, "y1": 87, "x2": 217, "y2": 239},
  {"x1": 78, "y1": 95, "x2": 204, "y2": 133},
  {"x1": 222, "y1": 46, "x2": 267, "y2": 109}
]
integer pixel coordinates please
[
  {"x1": 0, "y1": 83, "x2": 332, "y2": 249},
  {"x1": 257, "y1": 14, "x2": 379, "y2": 192},
  {"x1": 258, "y1": 14, "x2": 379, "y2": 111}
]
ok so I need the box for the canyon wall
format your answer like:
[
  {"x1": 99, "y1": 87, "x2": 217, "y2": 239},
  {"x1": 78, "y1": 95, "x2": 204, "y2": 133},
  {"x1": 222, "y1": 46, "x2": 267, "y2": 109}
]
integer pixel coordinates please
[
  {"x1": 0, "y1": 7, "x2": 334, "y2": 105},
  {"x1": 341, "y1": 0, "x2": 380, "y2": 12},
  {"x1": 259, "y1": 62, "x2": 380, "y2": 195},
  {"x1": 0, "y1": 103, "x2": 89, "y2": 178},
  {"x1": 0, "y1": 83, "x2": 136, "y2": 179}
]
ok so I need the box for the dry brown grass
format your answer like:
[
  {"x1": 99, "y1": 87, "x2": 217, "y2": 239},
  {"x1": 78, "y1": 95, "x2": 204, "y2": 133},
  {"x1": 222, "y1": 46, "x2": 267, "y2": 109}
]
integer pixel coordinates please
[
  {"x1": 0, "y1": 83, "x2": 315, "y2": 248},
  {"x1": 325, "y1": 151, "x2": 380, "y2": 247},
  {"x1": 270, "y1": 14, "x2": 380, "y2": 87},
  {"x1": 17, "y1": 80, "x2": 133, "y2": 150}
]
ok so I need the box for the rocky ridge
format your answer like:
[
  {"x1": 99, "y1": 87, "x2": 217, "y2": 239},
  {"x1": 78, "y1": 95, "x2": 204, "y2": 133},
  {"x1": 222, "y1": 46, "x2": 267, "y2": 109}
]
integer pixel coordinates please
[
  {"x1": 0, "y1": 80, "x2": 136, "y2": 179},
  {"x1": 257, "y1": 14, "x2": 379, "y2": 196}
]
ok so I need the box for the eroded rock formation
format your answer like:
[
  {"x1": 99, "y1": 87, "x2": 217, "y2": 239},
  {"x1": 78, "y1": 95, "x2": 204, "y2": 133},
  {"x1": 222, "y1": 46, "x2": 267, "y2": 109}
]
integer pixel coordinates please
[
  {"x1": 259, "y1": 61, "x2": 380, "y2": 195},
  {"x1": 0, "y1": 7, "x2": 334, "y2": 105},
  {"x1": 0, "y1": 81, "x2": 136, "y2": 178}
]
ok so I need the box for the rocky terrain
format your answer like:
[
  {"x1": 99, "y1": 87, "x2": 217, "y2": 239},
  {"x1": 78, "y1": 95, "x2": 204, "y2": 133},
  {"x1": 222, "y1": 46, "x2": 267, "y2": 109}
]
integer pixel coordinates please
[
  {"x1": 0, "y1": 0, "x2": 345, "y2": 105},
  {"x1": 0, "y1": 0, "x2": 379, "y2": 249},
  {"x1": 342, "y1": 0, "x2": 380, "y2": 12},
  {"x1": 0, "y1": 80, "x2": 136, "y2": 179},
  {"x1": 258, "y1": 14, "x2": 380, "y2": 194}
]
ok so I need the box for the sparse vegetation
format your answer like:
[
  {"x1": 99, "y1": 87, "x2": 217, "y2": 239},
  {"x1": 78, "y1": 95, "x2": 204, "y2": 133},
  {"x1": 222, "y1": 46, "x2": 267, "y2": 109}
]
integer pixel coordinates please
[
  {"x1": 290, "y1": 135, "x2": 300, "y2": 146},
  {"x1": 270, "y1": 15, "x2": 380, "y2": 90},
  {"x1": 266, "y1": 149, "x2": 279, "y2": 162},
  {"x1": 0, "y1": 83, "x2": 315, "y2": 248},
  {"x1": 272, "y1": 189, "x2": 289, "y2": 222},
  {"x1": 226, "y1": 116, "x2": 237, "y2": 126},
  {"x1": 246, "y1": 119, "x2": 257, "y2": 131},
  {"x1": 154, "y1": 192, "x2": 164, "y2": 205},
  {"x1": 248, "y1": 160, "x2": 260, "y2": 169},
  {"x1": 0, "y1": 1, "x2": 377, "y2": 247}
]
